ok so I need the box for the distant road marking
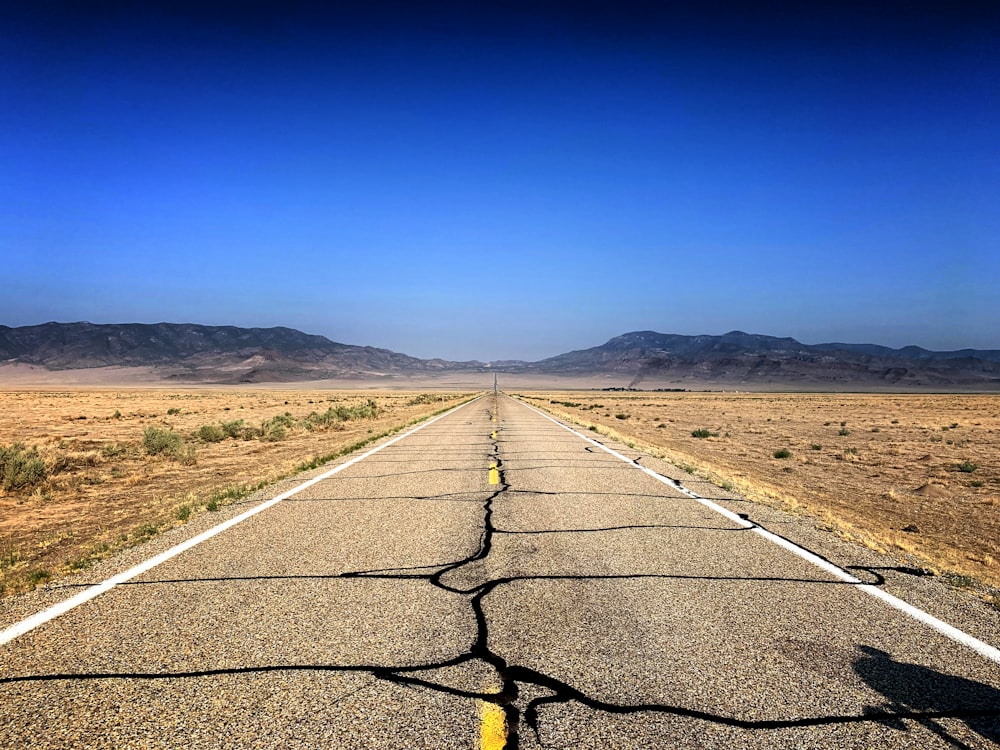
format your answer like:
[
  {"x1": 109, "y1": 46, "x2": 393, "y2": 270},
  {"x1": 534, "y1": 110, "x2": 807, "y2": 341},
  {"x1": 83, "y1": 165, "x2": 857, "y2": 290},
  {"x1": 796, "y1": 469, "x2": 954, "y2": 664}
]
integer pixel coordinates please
[
  {"x1": 478, "y1": 700, "x2": 507, "y2": 750},
  {"x1": 519, "y1": 398, "x2": 1000, "y2": 666},
  {"x1": 0, "y1": 397, "x2": 481, "y2": 647}
]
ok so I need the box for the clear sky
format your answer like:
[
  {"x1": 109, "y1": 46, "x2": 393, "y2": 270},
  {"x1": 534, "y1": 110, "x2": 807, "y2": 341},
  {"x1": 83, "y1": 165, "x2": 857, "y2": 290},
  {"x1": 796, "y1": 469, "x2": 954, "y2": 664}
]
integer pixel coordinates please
[{"x1": 2, "y1": 1, "x2": 998, "y2": 361}]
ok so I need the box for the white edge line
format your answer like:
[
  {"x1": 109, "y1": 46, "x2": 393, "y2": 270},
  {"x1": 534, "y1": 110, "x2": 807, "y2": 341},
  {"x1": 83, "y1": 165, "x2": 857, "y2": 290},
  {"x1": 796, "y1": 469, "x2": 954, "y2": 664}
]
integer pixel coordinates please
[
  {"x1": 517, "y1": 398, "x2": 1000, "y2": 665},
  {"x1": 0, "y1": 396, "x2": 481, "y2": 647}
]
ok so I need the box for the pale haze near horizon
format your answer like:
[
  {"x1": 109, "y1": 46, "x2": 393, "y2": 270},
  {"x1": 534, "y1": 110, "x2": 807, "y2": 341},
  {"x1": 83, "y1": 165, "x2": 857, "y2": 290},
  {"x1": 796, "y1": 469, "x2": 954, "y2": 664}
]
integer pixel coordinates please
[{"x1": 2, "y1": 2, "x2": 997, "y2": 362}]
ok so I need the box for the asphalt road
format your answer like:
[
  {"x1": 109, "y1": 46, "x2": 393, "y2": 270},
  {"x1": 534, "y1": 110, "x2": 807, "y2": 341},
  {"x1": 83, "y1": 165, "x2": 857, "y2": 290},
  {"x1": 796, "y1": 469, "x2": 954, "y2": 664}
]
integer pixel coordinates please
[{"x1": 2, "y1": 393, "x2": 999, "y2": 749}]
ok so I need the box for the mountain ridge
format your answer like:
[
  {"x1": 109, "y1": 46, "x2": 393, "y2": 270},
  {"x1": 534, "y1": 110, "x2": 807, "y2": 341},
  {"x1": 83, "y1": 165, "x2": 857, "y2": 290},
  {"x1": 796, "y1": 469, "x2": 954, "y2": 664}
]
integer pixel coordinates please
[
  {"x1": 519, "y1": 330, "x2": 1000, "y2": 389},
  {"x1": 1, "y1": 322, "x2": 998, "y2": 388},
  {"x1": 0, "y1": 321, "x2": 480, "y2": 383}
]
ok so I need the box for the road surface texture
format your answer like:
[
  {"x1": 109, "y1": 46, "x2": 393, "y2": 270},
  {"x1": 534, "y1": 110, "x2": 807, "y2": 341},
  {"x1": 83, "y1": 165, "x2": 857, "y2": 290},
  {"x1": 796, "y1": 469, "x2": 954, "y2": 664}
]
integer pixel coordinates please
[{"x1": 2, "y1": 393, "x2": 998, "y2": 748}]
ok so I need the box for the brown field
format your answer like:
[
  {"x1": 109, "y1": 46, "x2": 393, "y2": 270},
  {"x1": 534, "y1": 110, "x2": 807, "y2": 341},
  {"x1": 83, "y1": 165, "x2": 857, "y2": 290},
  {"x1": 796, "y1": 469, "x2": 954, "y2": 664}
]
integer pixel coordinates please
[
  {"x1": 0, "y1": 388, "x2": 472, "y2": 595},
  {"x1": 518, "y1": 391, "x2": 1000, "y2": 597}
]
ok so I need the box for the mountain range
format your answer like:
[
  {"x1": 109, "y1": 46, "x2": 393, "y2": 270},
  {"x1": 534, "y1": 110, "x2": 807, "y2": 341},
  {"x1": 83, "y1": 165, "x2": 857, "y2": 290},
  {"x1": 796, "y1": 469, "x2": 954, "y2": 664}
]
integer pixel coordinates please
[{"x1": 1, "y1": 322, "x2": 999, "y2": 389}]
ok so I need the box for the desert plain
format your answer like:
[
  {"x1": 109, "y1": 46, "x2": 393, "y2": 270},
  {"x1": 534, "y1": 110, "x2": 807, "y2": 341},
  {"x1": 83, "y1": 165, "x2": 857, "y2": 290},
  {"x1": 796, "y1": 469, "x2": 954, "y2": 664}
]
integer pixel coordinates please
[{"x1": 0, "y1": 387, "x2": 997, "y2": 609}]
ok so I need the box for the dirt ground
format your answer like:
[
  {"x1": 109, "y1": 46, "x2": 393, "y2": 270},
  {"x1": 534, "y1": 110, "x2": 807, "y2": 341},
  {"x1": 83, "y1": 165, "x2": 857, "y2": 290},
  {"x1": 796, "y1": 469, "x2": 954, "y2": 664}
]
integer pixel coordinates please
[
  {"x1": 0, "y1": 388, "x2": 471, "y2": 595},
  {"x1": 518, "y1": 392, "x2": 1000, "y2": 598}
]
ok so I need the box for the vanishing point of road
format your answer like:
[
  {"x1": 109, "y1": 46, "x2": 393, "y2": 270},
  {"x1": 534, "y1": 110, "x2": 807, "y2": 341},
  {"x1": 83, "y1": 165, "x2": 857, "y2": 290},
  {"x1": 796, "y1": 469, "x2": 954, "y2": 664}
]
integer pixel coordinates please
[{"x1": 2, "y1": 393, "x2": 999, "y2": 748}]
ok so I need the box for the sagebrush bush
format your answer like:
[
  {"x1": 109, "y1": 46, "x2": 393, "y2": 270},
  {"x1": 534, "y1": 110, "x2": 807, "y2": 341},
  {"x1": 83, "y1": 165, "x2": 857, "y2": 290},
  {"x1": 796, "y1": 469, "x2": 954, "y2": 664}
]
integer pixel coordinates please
[
  {"x1": 143, "y1": 427, "x2": 194, "y2": 463},
  {"x1": 197, "y1": 424, "x2": 226, "y2": 443},
  {"x1": 0, "y1": 443, "x2": 47, "y2": 490},
  {"x1": 221, "y1": 420, "x2": 244, "y2": 438},
  {"x1": 407, "y1": 394, "x2": 439, "y2": 405},
  {"x1": 269, "y1": 412, "x2": 296, "y2": 429},
  {"x1": 261, "y1": 425, "x2": 286, "y2": 442}
]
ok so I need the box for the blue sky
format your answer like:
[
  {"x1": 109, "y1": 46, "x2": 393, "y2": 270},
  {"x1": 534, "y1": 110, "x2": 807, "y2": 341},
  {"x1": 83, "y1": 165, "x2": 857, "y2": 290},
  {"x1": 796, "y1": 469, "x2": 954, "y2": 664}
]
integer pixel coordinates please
[{"x1": 2, "y1": 1, "x2": 998, "y2": 361}]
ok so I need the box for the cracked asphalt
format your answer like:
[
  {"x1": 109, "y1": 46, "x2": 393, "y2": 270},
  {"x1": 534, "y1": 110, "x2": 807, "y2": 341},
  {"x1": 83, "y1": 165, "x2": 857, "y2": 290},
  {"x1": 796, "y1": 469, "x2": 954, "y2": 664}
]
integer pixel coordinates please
[{"x1": 1, "y1": 393, "x2": 999, "y2": 748}]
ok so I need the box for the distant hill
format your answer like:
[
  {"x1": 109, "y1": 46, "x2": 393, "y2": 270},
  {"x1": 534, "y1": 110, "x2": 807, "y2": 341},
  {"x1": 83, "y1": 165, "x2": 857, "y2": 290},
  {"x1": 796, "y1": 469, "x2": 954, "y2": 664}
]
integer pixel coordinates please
[
  {"x1": 1, "y1": 323, "x2": 998, "y2": 389},
  {"x1": 516, "y1": 330, "x2": 1000, "y2": 389},
  {"x1": 0, "y1": 322, "x2": 481, "y2": 383}
]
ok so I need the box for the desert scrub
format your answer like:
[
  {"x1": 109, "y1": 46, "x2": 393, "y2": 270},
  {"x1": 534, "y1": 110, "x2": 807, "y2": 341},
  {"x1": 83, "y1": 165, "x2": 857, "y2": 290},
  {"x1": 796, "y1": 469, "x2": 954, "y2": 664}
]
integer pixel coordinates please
[
  {"x1": 958, "y1": 461, "x2": 978, "y2": 473},
  {"x1": 196, "y1": 424, "x2": 226, "y2": 443},
  {"x1": 269, "y1": 412, "x2": 296, "y2": 429},
  {"x1": 220, "y1": 419, "x2": 244, "y2": 438},
  {"x1": 100, "y1": 442, "x2": 131, "y2": 459},
  {"x1": 407, "y1": 393, "x2": 442, "y2": 405},
  {"x1": 27, "y1": 569, "x2": 51, "y2": 587},
  {"x1": 305, "y1": 407, "x2": 343, "y2": 428},
  {"x1": 142, "y1": 427, "x2": 195, "y2": 464},
  {"x1": 0, "y1": 443, "x2": 48, "y2": 491},
  {"x1": 143, "y1": 426, "x2": 182, "y2": 456},
  {"x1": 261, "y1": 425, "x2": 286, "y2": 442},
  {"x1": 773, "y1": 448, "x2": 792, "y2": 459},
  {"x1": 691, "y1": 429, "x2": 718, "y2": 438},
  {"x1": 342, "y1": 399, "x2": 380, "y2": 420},
  {"x1": 306, "y1": 400, "x2": 381, "y2": 428}
]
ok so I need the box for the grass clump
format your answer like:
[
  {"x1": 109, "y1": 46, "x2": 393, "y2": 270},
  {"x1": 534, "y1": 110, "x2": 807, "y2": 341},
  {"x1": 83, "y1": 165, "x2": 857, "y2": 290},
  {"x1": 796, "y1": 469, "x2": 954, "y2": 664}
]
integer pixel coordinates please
[
  {"x1": 407, "y1": 394, "x2": 442, "y2": 405},
  {"x1": 207, "y1": 483, "x2": 263, "y2": 511},
  {"x1": 261, "y1": 425, "x2": 286, "y2": 442},
  {"x1": 958, "y1": 460, "x2": 978, "y2": 473},
  {"x1": 1, "y1": 548, "x2": 20, "y2": 571},
  {"x1": 197, "y1": 424, "x2": 226, "y2": 443},
  {"x1": 142, "y1": 427, "x2": 195, "y2": 464},
  {"x1": 132, "y1": 523, "x2": 159, "y2": 542},
  {"x1": 691, "y1": 429, "x2": 718, "y2": 438},
  {"x1": 773, "y1": 448, "x2": 792, "y2": 459},
  {"x1": 100, "y1": 442, "x2": 130, "y2": 459},
  {"x1": 143, "y1": 427, "x2": 182, "y2": 455},
  {"x1": 0, "y1": 443, "x2": 48, "y2": 491},
  {"x1": 306, "y1": 400, "x2": 381, "y2": 430},
  {"x1": 27, "y1": 569, "x2": 51, "y2": 587}
]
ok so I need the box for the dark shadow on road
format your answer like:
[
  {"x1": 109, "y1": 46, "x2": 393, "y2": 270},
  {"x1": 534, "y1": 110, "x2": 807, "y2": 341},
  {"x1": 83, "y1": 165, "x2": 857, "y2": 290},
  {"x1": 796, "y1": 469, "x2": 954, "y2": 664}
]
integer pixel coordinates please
[{"x1": 855, "y1": 645, "x2": 1000, "y2": 747}]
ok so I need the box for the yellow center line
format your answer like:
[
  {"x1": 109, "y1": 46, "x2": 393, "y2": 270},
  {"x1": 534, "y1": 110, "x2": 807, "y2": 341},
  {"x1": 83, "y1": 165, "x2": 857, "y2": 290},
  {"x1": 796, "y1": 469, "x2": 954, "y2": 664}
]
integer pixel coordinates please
[
  {"x1": 488, "y1": 463, "x2": 499, "y2": 485},
  {"x1": 478, "y1": 700, "x2": 507, "y2": 750}
]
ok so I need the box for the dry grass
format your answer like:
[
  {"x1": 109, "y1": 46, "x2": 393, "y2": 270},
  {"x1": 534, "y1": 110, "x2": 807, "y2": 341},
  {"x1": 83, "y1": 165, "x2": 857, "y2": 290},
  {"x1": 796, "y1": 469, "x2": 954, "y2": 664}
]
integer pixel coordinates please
[
  {"x1": 0, "y1": 388, "x2": 471, "y2": 595},
  {"x1": 520, "y1": 392, "x2": 1000, "y2": 593}
]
